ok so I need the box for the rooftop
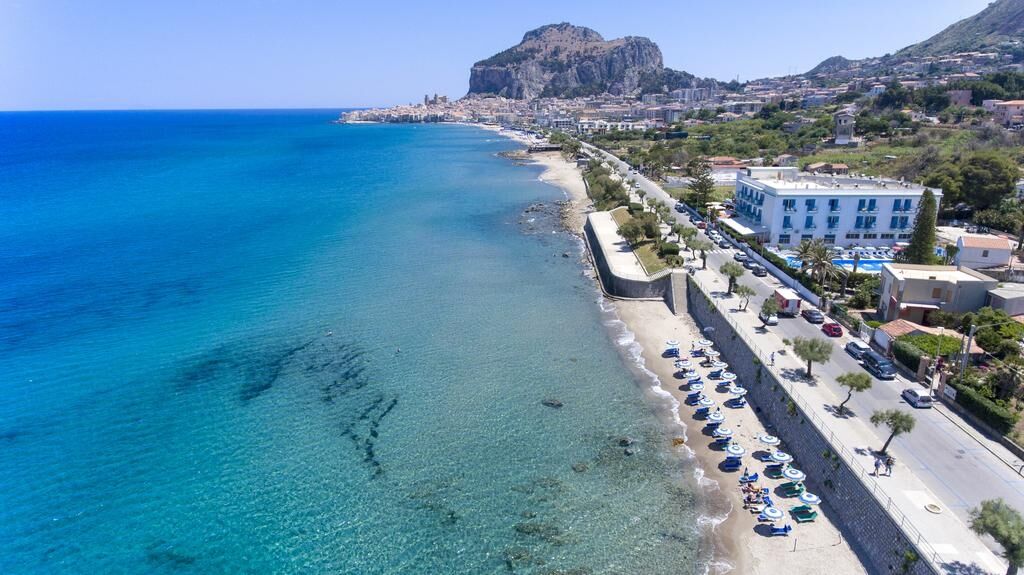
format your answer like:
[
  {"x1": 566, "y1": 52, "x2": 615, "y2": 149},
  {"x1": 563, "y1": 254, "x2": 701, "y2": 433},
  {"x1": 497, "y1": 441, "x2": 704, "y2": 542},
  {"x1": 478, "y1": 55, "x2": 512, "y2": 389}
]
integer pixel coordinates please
[
  {"x1": 882, "y1": 263, "x2": 996, "y2": 284},
  {"x1": 959, "y1": 234, "x2": 1013, "y2": 250},
  {"x1": 740, "y1": 168, "x2": 939, "y2": 196}
]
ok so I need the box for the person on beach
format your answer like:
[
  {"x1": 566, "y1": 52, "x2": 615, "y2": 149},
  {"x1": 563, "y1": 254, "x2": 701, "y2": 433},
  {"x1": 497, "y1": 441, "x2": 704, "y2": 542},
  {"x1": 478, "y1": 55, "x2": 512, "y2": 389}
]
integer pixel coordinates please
[
  {"x1": 769, "y1": 352, "x2": 775, "y2": 366},
  {"x1": 885, "y1": 456, "x2": 895, "y2": 476},
  {"x1": 873, "y1": 457, "x2": 883, "y2": 477}
]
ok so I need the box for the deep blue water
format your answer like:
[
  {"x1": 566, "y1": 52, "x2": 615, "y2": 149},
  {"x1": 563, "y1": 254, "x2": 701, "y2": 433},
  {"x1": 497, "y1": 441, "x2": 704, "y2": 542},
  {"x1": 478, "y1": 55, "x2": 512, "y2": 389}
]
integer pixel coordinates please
[{"x1": 0, "y1": 111, "x2": 705, "y2": 574}]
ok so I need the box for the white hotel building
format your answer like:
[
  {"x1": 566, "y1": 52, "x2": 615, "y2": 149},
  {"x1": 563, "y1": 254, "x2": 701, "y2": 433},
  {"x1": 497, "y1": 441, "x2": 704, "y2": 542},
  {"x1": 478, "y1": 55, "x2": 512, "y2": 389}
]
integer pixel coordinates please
[{"x1": 724, "y1": 167, "x2": 942, "y2": 248}]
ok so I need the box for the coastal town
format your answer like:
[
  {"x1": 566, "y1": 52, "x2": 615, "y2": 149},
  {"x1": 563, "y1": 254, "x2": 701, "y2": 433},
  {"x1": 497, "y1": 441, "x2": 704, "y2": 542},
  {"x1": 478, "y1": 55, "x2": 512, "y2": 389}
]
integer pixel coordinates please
[{"x1": 342, "y1": 8, "x2": 1024, "y2": 575}]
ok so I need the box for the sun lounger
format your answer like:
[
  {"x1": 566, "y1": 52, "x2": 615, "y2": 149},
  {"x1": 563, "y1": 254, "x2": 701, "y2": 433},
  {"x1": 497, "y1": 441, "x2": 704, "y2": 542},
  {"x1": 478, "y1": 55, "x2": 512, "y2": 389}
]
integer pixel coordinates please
[
  {"x1": 782, "y1": 484, "x2": 805, "y2": 497},
  {"x1": 770, "y1": 524, "x2": 792, "y2": 536},
  {"x1": 791, "y1": 505, "x2": 818, "y2": 523},
  {"x1": 739, "y1": 472, "x2": 759, "y2": 484}
]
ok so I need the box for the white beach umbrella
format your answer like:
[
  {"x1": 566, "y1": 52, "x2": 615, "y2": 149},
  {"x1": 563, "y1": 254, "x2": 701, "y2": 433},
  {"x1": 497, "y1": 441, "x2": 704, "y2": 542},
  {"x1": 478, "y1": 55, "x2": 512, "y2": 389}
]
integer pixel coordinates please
[
  {"x1": 713, "y1": 427, "x2": 733, "y2": 438},
  {"x1": 689, "y1": 383, "x2": 705, "y2": 392},
  {"x1": 674, "y1": 360, "x2": 692, "y2": 369},
  {"x1": 708, "y1": 410, "x2": 726, "y2": 423},
  {"x1": 761, "y1": 506, "x2": 784, "y2": 521},
  {"x1": 783, "y1": 467, "x2": 806, "y2": 482},
  {"x1": 721, "y1": 372, "x2": 737, "y2": 381},
  {"x1": 698, "y1": 396, "x2": 716, "y2": 407},
  {"x1": 728, "y1": 386, "x2": 748, "y2": 397},
  {"x1": 705, "y1": 349, "x2": 721, "y2": 358},
  {"x1": 725, "y1": 443, "x2": 745, "y2": 457},
  {"x1": 711, "y1": 361, "x2": 728, "y2": 369},
  {"x1": 771, "y1": 451, "x2": 793, "y2": 464},
  {"x1": 666, "y1": 339, "x2": 680, "y2": 348},
  {"x1": 759, "y1": 435, "x2": 781, "y2": 446},
  {"x1": 799, "y1": 492, "x2": 821, "y2": 505},
  {"x1": 685, "y1": 370, "x2": 699, "y2": 378},
  {"x1": 697, "y1": 339, "x2": 713, "y2": 347}
]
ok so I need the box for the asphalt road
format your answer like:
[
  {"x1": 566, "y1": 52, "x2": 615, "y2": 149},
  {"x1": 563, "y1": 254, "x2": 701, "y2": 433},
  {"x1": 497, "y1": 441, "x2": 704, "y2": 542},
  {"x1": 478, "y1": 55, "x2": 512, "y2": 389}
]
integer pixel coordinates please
[{"x1": 587, "y1": 144, "x2": 1024, "y2": 531}]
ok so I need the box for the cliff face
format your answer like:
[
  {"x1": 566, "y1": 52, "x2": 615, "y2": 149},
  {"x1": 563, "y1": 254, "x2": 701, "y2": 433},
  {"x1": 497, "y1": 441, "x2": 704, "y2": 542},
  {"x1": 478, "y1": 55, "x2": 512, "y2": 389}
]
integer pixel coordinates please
[
  {"x1": 897, "y1": 0, "x2": 1024, "y2": 57},
  {"x1": 468, "y1": 23, "x2": 665, "y2": 99}
]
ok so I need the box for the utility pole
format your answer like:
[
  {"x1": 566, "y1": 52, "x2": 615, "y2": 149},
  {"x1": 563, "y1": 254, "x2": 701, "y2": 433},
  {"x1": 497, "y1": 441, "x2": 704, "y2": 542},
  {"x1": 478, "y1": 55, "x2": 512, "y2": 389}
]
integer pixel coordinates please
[{"x1": 959, "y1": 324, "x2": 977, "y2": 383}]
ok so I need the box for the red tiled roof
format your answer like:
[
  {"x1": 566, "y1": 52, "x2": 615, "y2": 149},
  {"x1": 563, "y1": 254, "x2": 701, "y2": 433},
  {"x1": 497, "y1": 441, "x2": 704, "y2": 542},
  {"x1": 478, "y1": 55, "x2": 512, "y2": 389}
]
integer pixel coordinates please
[{"x1": 960, "y1": 235, "x2": 1011, "y2": 250}]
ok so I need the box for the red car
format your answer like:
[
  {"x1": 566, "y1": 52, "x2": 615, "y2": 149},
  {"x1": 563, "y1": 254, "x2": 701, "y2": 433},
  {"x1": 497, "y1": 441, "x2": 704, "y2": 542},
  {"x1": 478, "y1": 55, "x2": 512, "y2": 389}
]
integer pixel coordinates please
[
  {"x1": 821, "y1": 322, "x2": 843, "y2": 337},
  {"x1": 696, "y1": 222, "x2": 707, "y2": 229}
]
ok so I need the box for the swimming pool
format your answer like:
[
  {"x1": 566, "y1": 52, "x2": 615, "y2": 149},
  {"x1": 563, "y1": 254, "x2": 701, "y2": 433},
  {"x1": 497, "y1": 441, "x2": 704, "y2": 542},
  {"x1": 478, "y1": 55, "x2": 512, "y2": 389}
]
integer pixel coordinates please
[{"x1": 784, "y1": 257, "x2": 892, "y2": 273}]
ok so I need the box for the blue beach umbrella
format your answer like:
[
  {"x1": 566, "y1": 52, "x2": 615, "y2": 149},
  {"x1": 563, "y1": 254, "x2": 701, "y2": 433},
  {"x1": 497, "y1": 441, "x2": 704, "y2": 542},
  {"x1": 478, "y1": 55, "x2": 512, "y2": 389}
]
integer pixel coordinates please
[
  {"x1": 713, "y1": 427, "x2": 733, "y2": 438},
  {"x1": 725, "y1": 443, "x2": 745, "y2": 457},
  {"x1": 674, "y1": 360, "x2": 692, "y2": 369},
  {"x1": 721, "y1": 372, "x2": 737, "y2": 381},
  {"x1": 708, "y1": 410, "x2": 725, "y2": 423},
  {"x1": 697, "y1": 339, "x2": 713, "y2": 347},
  {"x1": 728, "y1": 386, "x2": 747, "y2": 397},
  {"x1": 799, "y1": 492, "x2": 821, "y2": 505},
  {"x1": 771, "y1": 451, "x2": 793, "y2": 464},
  {"x1": 759, "y1": 435, "x2": 780, "y2": 446},
  {"x1": 711, "y1": 361, "x2": 728, "y2": 369},
  {"x1": 761, "y1": 506, "x2": 783, "y2": 521},
  {"x1": 783, "y1": 467, "x2": 806, "y2": 482},
  {"x1": 705, "y1": 349, "x2": 721, "y2": 358},
  {"x1": 689, "y1": 383, "x2": 705, "y2": 392},
  {"x1": 698, "y1": 396, "x2": 715, "y2": 408}
]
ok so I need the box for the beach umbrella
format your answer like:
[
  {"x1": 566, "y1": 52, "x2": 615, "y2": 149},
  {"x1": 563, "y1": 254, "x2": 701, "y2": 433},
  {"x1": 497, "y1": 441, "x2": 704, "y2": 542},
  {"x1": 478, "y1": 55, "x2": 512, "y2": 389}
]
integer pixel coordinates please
[
  {"x1": 687, "y1": 373, "x2": 702, "y2": 381},
  {"x1": 783, "y1": 467, "x2": 806, "y2": 482},
  {"x1": 685, "y1": 370, "x2": 699, "y2": 378},
  {"x1": 698, "y1": 396, "x2": 716, "y2": 407},
  {"x1": 713, "y1": 427, "x2": 733, "y2": 438},
  {"x1": 708, "y1": 410, "x2": 725, "y2": 423},
  {"x1": 666, "y1": 340, "x2": 680, "y2": 348},
  {"x1": 759, "y1": 435, "x2": 781, "y2": 446},
  {"x1": 711, "y1": 361, "x2": 728, "y2": 369},
  {"x1": 674, "y1": 360, "x2": 692, "y2": 369},
  {"x1": 689, "y1": 383, "x2": 705, "y2": 392},
  {"x1": 771, "y1": 451, "x2": 794, "y2": 464},
  {"x1": 799, "y1": 492, "x2": 821, "y2": 506},
  {"x1": 725, "y1": 443, "x2": 745, "y2": 457},
  {"x1": 697, "y1": 339, "x2": 713, "y2": 347},
  {"x1": 761, "y1": 506, "x2": 784, "y2": 521},
  {"x1": 705, "y1": 349, "x2": 721, "y2": 358},
  {"x1": 728, "y1": 386, "x2": 748, "y2": 397},
  {"x1": 721, "y1": 372, "x2": 737, "y2": 381}
]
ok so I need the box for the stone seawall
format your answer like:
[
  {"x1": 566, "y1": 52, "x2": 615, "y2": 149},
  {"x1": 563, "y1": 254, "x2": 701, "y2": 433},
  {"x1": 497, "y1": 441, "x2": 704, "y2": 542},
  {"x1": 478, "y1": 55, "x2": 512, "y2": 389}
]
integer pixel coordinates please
[
  {"x1": 583, "y1": 216, "x2": 686, "y2": 313},
  {"x1": 685, "y1": 276, "x2": 937, "y2": 575}
]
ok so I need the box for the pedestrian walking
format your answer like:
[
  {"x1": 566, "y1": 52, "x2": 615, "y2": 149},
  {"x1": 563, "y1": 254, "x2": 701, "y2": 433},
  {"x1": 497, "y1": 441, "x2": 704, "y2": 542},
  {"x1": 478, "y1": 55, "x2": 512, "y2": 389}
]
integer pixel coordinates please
[
  {"x1": 769, "y1": 352, "x2": 776, "y2": 366},
  {"x1": 885, "y1": 456, "x2": 895, "y2": 476},
  {"x1": 873, "y1": 457, "x2": 883, "y2": 477}
]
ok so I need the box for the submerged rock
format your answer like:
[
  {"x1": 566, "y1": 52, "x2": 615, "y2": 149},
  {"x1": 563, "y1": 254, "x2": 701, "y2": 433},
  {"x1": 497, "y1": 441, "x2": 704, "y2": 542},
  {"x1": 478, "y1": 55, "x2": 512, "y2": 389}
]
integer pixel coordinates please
[
  {"x1": 541, "y1": 399, "x2": 564, "y2": 409},
  {"x1": 616, "y1": 436, "x2": 635, "y2": 447},
  {"x1": 571, "y1": 462, "x2": 589, "y2": 473}
]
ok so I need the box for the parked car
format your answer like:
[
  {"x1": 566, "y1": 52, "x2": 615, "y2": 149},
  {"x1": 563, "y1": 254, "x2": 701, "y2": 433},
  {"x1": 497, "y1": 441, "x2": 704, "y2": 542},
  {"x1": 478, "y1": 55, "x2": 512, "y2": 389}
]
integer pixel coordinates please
[
  {"x1": 845, "y1": 340, "x2": 870, "y2": 360},
  {"x1": 901, "y1": 388, "x2": 934, "y2": 409},
  {"x1": 863, "y1": 350, "x2": 897, "y2": 380},
  {"x1": 759, "y1": 310, "x2": 779, "y2": 326},
  {"x1": 821, "y1": 322, "x2": 843, "y2": 337},
  {"x1": 690, "y1": 215, "x2": 702, "y2": 224},
  {"x1": 751, "y1": 265, "x2": 767, "y2": 277},
  {"x1": 733, "y1": 253, "x2": 748, "y2": 263},
  {"x1": 675, "y1": 203, "x2": 686, "y2": 213},
  {"x1": 718, "y1": 239, "x2": 731, "y2": 249},
  {"x1": 696, "y1": 222, "x2": 707, "y2": 229},
  {"x1": 801, "y1": 308, "x2": 825, "y2": 324}
]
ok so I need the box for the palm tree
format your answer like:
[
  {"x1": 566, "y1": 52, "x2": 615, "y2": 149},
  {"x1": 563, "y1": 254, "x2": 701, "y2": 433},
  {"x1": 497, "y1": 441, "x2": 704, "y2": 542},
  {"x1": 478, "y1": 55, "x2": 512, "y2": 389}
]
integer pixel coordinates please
[
  {"x1": 970, "y1": 499, "x2": 1024, "y2": 575},
  {"x1": 720, "y1": 262, "x2": 746, "y2": 294},
  {"x1": 734, "y1": 284, "x2": 756, "y2": 310},
  {"x1": 870, "y1": 409, "x2": 916, "y2": 453},
  {"x1": 835, "y1": 373, "x2": 873, "y2": 416},
  {"x1": 792, "y1": 336, "x2": 833, "y2": 377}
]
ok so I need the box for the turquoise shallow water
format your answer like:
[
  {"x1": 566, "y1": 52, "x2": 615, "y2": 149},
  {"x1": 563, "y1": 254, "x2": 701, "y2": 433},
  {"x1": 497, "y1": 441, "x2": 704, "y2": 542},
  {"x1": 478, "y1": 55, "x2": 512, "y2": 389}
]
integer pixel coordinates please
[{"x1": 0, "y1": 111, "x2": 707, "y2": 574}]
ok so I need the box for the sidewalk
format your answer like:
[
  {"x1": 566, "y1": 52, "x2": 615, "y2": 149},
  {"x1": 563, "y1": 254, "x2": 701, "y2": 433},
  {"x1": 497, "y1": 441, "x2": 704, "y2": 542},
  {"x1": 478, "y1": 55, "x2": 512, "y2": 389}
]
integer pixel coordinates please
[
  {"x1": 690, "y1": 267, "x2": 1005, "y2": 574},
  {"x1": 588, "y1": 211, "x2": 648, "y2": 279}
]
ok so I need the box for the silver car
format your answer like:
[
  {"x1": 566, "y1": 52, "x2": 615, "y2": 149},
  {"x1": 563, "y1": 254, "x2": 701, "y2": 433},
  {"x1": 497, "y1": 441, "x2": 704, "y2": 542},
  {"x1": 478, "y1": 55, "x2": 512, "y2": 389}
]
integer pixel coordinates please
[{"x1": 902, "y1": 388, "x2": 933, "y2": 409}]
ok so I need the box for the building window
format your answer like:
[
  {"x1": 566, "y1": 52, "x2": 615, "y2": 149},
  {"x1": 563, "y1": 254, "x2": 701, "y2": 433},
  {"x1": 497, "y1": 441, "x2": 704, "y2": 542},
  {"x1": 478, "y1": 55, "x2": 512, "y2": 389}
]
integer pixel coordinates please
[
  {"x1": 827, "y1": 216, "x2": 839, "y2": 229},
  {"x1": 903, "y1": 199, "x2": 912, "y2": 211},
  {"x1": 783, "y1": 215, "x2": 792, "y2": 229},
  {"x1": 846, "y1": 233, "x2": 860, "y2": 239},
  {"x1": 881, "y1": 233, "x2": 894, "y2": 239},
  {"x1": 804, "y1": 215, "x2": 815, "y2": 229},
  {"x1": 899, "y1": 216, "x2": 909, "y2": 229},
  {"x1": 778, "y1": 234, "x2": 791, "y2": 244},
  {"x1": 857, "y1": 199, "x2": 866, "y2": 212},
  {"x1": 783, "y1": 199, "x2": 796, "y2": 212},
  {"x1": 805, "y1": 199, "x2": 817, "y2": 212},
  {"x1": 801, "y1": 234, "x2": 813, "y2": 241},
  {"x1": 982, "y1": 249, "x2": 989, "y2": 258},
  {"x1": 829, "y1": 198, "x2": 840, "y2": 212},
  {"x1": 868, "y1": 199, "x2": 877, "y2": 212},
  {"x1": 823, "y1": 235, "x2": 836, "y2": 244},
  {"x1": 865, "y1": 216, "x2": 877, "y2": 229},
  {"x1": 931, "y1": 287, "x2": 942, "y2": 299},
  {"x1": 898, "y1": 233, "x2": 912, "y2": 240},
  {"x1": 892, "y1": 198, "x2": 902, "y2": 212},
  {"x1": 863, "y1": 233, "x2": 877, "y2": 239},
  {"x1": 855, "y1": 215, "x2": 864, "y2": 229},
  {"x1": 890, "y1": 216, "x2": 899, "y2": 229}
]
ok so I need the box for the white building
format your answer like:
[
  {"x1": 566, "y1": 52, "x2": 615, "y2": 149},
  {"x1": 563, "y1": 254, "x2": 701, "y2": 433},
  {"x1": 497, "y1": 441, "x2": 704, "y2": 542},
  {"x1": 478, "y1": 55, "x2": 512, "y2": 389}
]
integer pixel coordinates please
[
  {"x1": 724, "y1": 167, "x2": 942, "y2": 248},
  {"x1": 955, "y1": 234, "x2": 1013, "y2": 270}
]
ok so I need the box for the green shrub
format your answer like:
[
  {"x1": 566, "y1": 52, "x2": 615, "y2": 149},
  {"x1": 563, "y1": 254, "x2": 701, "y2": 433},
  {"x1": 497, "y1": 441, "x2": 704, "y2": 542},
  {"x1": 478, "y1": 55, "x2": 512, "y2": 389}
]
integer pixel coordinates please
[
  {"x1": 659, "y1": 243, "x2": 680, "y2": 257},
  {"x1": 898, "y1": 334, "x2": 960, "y2": 358},
  {"x1": 628, "y1": 202, "x2": 644, "y2": 215},
  {"x1": 892, "y1": 340, "x2": 924, "y2": 372},
  {"x1": 866, "y1": 320, "x2": 882, "y2": 328},
  {"x1": 948, "y1": 380, "x2": 1020, "y2": 435}
]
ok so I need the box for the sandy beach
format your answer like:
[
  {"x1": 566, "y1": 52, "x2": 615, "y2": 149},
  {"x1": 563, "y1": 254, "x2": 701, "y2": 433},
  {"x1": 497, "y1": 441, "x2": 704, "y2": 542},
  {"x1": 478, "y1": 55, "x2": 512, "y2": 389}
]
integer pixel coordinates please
[{"x1": 487, "y1": 124, "x2": 868, "y2": 574}]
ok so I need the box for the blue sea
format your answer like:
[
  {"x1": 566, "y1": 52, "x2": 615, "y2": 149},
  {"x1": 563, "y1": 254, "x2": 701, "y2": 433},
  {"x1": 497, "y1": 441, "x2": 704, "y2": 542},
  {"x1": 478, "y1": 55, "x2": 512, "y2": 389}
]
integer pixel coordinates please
[{"x1": 0, "y1": 111, "x2": 708, "y2": 574}]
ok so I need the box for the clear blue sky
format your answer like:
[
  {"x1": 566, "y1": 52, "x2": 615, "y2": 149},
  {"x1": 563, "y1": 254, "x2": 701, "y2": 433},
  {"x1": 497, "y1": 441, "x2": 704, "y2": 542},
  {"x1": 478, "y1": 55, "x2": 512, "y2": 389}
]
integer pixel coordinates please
[{"x1": 0, "y1": 0, "x2": 993, "y2": 111}]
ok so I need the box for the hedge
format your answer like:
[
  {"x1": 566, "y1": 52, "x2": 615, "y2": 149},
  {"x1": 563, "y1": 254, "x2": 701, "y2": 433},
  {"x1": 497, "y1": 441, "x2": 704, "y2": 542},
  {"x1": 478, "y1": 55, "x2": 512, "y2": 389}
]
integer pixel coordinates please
[
  {"x1": 892, "y1": 340, "x2": 924, "y2": 372},
  {"x1": 948, "y1": 381, "x2": 1020, "y2": 435},
  {"x1": 660, "y1": 243, "x2": 680, "y2": 256},
  {"x1": 628, "y1": 203, "x2": 644, "y2": 215}
]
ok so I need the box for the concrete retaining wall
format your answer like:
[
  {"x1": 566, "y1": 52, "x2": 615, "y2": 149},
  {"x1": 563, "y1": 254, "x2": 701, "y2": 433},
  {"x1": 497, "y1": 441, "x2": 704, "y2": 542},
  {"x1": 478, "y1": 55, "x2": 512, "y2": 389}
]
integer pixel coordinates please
[
  {"x1": 583, "y1": 217, "x2": 687, "y2": 313},
  {"x1": 686, "y1": 276, "x2": 937, "y2": 575}
]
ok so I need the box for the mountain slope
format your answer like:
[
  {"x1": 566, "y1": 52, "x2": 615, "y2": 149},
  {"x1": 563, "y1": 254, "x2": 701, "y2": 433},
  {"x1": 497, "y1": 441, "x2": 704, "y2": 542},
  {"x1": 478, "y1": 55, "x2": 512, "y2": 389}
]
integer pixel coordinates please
[
  {"x1": 468, "y1": 23, "x2": 711, "y2": 99},
  {"x1": 897, "y1": 0, "x2": 1024, "y2": 57}
]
